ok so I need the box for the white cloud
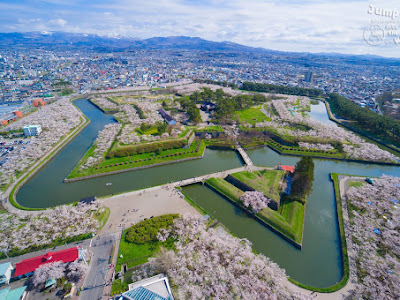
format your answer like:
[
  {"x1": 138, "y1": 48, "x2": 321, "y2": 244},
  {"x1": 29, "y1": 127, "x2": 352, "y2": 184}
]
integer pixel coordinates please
[
  {"x1": 48, "y1": 18, "x2": 68, "y2": 27},
  {"x1": 0, "y1": 0, "x2": 399, "y2": 57}
]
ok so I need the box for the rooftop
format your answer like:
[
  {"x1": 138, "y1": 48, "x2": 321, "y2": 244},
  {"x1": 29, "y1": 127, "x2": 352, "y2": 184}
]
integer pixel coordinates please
[
  {"x1": 278, "y1": 164, "x2": 295, "y2": 173},
  {"x1": 13, "y1": 247, "x2": 79, "y2": 277},
  {"x1": 0, "y1": 286, "x2": 27, "y2": 300},
  {"x1": 122, "y1": 274, "x2": 174, "y2": 300},
  {"x1": 0, "y1": 262, "x2": 12, "y2": 276},
  {"x1": 158, "y1": 109, "x2": 174, "y2": 123}
]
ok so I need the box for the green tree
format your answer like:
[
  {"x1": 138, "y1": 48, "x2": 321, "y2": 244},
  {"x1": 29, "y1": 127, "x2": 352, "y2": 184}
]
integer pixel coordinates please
[{"x1": 156, "y1": 122, "x2": 167, "y2": 134}]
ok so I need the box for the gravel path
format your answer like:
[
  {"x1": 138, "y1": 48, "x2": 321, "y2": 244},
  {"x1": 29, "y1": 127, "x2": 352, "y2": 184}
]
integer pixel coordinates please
[{"x1": 97, "y1": 184, "x2": 201, "y2": 235}]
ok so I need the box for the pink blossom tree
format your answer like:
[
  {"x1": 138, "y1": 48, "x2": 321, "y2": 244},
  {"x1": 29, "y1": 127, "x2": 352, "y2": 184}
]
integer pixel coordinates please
[
  {"x1": 31, "y1": 261, "x2": 65, "y2": 287},
  {"x1": 66, "y1": 262, "x2": 89, "y2": 282},
  {"x1": 345, "y1": 175, "x2": 400, "y2": 299},
  {"x1": 240, "y1": 191, "x2": 270, "y2": 213},
  {"x1": 132, "y1": 215, "x2": 310, "y2": 299}
]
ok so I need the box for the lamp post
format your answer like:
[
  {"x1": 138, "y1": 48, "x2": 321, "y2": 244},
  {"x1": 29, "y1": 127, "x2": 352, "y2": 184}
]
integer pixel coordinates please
[{"x1": 1, "y1": 248, "x2": 9, "y2": 259}]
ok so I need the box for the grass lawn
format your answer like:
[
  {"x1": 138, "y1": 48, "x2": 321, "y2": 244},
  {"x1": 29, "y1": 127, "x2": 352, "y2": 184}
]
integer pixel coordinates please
[
  {"x1": 93, "y1": 207, "x2": 110, "y2": 230},
  {"x1": 231, "y1": 169, "x2": 284, "y2": 203},
  {"x1": 136, "y1": 126, "x2": 158, "y2": 136},
  {"x1": 235, "y1": 106, "x2": 271, "y2": 124},
  {"x1": 347, "y1": 181, "x2": 365, "y2": 188},
  {"x1": 205, "y1": 171, "x2": 305, "y2": 245},
  {"x1": 116, "y1": 233, "x2": 169, "y2": 271},
  {"x1": 111, "y1": 268, "x2": 135, "y2": 295},
  {"x1": 206, "y1": 178, "x2": 244, "y2": 200},
  {"x1": 195, "y1": 125, "x2": 224, "y2": 132},
  {"x1": 177, "y1": 127, "x2": 190, "y2": 138},
  {"x1": 112, "y1": 220, "x2": 176, "y2": 295},
  {"x1": 67, "y1": 140, "x2": 205, "y2": 179},
  {"x1": 278, "y1": 199, "x2": 304, "y2": 243}
]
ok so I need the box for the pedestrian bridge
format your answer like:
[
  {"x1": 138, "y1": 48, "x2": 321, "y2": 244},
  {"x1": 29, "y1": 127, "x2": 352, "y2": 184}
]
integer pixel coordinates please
[
  {"x1": 172, "y1": 165, "x2": 263, "y2": 187},
  {"x1": 235, "y1": 144, "x2": 254, "y2": 166}
]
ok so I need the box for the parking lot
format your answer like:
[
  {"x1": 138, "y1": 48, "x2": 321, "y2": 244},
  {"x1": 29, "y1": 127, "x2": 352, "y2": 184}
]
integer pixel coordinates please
[{"x1": 0, "y1": 137, "x2": 34, "y2": 166}]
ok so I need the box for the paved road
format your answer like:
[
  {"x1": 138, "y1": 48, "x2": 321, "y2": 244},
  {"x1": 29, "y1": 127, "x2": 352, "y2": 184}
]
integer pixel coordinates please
[
  {"x1": 80, "y1": 233, "x2": 116, "y2": 300},
  {"x1": 339, "y1": 175, "x2": 365, "y2": 196},
  {"x1": 260, "y1": 103, "x2": 270, "y2": 117}
]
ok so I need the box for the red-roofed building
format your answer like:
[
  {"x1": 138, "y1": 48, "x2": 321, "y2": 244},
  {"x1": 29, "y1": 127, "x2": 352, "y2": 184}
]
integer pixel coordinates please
[
  {"x1": 13, "y1": 111, "x2": 23, "y2": 118},
  {"x1": 277, "y1": 164, "x2": 295, "y2": 173},
  {"x1": 32, "y1": 98, "x2": 45, "y2": 107},
  {"x1": 13, "y1": 247, "x2": 80, "y2": 278}
]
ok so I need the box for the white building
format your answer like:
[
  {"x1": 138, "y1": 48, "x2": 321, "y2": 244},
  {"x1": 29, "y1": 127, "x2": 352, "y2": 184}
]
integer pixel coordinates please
[
  {"x1": 120, "y1": 274, "x2": 174, "y2": 300},
  {"x1": 23, "y1": 125, "x2": 42, "y2": 136},
  {"x1": 0, "y1": 262, "x2": 14, "y2": 285}
]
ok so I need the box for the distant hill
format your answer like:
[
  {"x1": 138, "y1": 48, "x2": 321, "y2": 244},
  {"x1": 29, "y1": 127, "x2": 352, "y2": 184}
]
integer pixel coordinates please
[
  {"x1": 0, "y1": 31, "x2": 399, "y2": 64},
  {"x1": 0, "y1": 32, "x2": 264, "y2": 53},
  {"x1": 128, "y1": 36, "x2": 263, "y2": 52},
  {"x1": 0, "y1": 31, "x2": 136, "y2": 49}
]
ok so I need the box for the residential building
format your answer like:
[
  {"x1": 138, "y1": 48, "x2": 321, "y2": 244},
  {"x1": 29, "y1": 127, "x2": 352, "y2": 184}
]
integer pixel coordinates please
[
  {"x1": 304, "y1": 71, "x2": 313, "y2": 83},
  {"x1": 158, "y1": 109, "x2": 176, "y2": 125}
]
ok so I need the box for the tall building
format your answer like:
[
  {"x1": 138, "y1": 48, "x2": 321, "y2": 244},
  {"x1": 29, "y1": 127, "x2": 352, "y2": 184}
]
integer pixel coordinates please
[
  {"x1": 23, "y1": 124, "x2": 42, "y2": 136},
  {"x1": 304, "y1": 71, "x2": 313, "y2": 82}
]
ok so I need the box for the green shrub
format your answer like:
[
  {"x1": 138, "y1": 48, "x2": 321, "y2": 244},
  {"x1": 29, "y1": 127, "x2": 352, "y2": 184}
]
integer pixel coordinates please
[
  {"x1": 125, "y1": 214, "x2": 179, "y2": 244},
  {"x1": 110, "y1": 140, "x2": 187, "y2": 158},
  {"x1": 63, "y1": 282, "x2": 72, "y2": 293}
]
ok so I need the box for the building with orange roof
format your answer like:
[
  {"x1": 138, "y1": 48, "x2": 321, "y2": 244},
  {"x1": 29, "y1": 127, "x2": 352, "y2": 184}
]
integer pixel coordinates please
[
  {"x1": 277, "y1": 164, "x2": 295, "y2": 173},
  {"x1": 14, "y1": 111, "x2": 23, "y2": 118},
  {"x1": 32, "y1": 98, "x2": 45, "y2": 107}
]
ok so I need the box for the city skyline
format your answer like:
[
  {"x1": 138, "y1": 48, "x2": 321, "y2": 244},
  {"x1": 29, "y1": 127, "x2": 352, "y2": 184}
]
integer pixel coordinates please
[{"x1": 0, "y1": 0, "x2": 399, "y2": 57}]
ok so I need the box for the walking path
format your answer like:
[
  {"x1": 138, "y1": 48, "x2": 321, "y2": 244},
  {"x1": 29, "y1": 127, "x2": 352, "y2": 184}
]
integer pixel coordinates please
[
  {"x1": 235, "y1": 145, "x2": 254, "y2": 166},
  {"x1": 102, "y1": 231, "x2": 121, "y2": 300},
  {"x1": 98, "y1": 165, "x2": 265, "y2": 234}
]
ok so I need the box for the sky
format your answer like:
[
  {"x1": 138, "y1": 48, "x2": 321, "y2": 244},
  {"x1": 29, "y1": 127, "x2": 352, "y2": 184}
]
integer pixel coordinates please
[{"x1": 0, "y1": 0, "x2": 399, "y2": 57}]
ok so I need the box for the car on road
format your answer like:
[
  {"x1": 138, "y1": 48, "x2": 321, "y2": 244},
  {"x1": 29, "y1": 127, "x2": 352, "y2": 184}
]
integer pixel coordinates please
[{"x1": 365, "y1": 177, "x2": 374, "y2": 184}]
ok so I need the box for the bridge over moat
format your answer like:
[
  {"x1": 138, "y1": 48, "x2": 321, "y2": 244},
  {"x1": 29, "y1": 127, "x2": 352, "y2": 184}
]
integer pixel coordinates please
[{"x1": 235, "y1": 144, "x2": 254, "y2": 166}]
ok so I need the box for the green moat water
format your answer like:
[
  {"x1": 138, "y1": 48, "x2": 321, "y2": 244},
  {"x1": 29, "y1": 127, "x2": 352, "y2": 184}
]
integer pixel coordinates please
[
  {"x1": 17, "y1": 99, "x2": 242, "y2": 208},
  {"x1": 16, "y1": 99, "x2": 400, "y2": 288}
]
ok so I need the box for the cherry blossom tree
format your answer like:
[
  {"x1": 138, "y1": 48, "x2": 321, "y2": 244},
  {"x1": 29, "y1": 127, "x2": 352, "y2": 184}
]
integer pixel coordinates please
[
  {"x1": 0, "y1": 97, "x2": 84, "y2": 187},
  {"x1": 345, "y1": 175, "x2": 400, "y2": 299},
  {"x1": 32, "y1": 261, "x2": 65, "y2": 287},
  {"x1": 80, "y1": 123, "x2": 121, "y2": 170},
  {"x1": 240, "y1": 191, "x2": 270, "y2": 213},
  {"x1": 66, "y1": 262, "x2": 89, "y2": 282},
  {"x1": 132, "y1": 215, "x2": 310, "y2": 300},
  {"x1": 90, "y1": 97, "x2": 119, "y2": 111},
  {"x1": 0, "y1": 202, "x2": 100, "y2": 252}
]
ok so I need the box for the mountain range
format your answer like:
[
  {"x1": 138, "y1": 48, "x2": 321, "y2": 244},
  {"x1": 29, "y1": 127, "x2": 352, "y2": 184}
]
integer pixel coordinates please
[
  {"x1": 0, "y1": 31, "x2": 399, "y2": 65},
  {"x1": 0, "y1": 31, "x2": 262, "y2": 53}
]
